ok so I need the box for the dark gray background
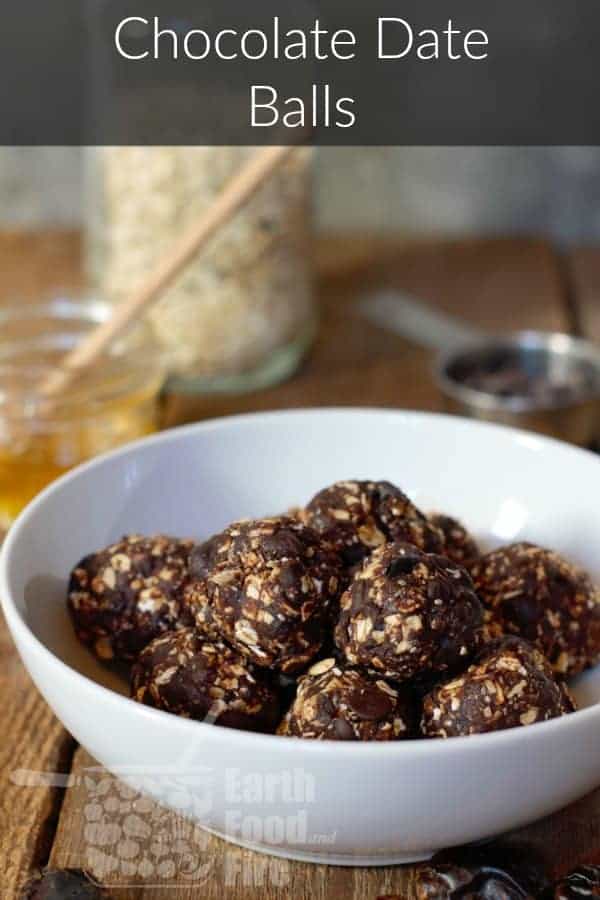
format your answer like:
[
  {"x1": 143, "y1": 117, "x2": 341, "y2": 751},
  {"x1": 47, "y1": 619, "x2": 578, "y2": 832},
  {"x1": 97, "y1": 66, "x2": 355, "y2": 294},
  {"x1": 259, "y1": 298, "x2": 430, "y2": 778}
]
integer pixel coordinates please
[
  {"x1": 5, "y1": 2, "x2": 600, "y2": 240},
  {"x1": 3, "y1": 1, "x2": 600, "y2": 144}
]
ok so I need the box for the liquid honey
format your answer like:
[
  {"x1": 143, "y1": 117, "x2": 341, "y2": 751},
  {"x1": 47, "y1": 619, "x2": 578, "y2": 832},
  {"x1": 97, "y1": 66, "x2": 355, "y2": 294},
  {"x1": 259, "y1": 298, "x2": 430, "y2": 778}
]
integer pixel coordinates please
[{"x1": 0, "y1": 362, "x2": 161, "y2": 529}]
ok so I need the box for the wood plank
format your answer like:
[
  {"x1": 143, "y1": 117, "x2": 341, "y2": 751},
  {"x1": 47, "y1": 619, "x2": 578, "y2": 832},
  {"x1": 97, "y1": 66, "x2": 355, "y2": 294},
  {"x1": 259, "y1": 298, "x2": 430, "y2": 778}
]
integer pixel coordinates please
[
  {"x1": 0, "y1": 230, "x2": 82, "y2": 899},
  {"x1": 566, "y1": 246, "x2": 600, "y2": 341},
  {"x1": 0, "y1": 629, "x2": 76, "y2": 899},
  {"x1": 512, "y1": 788, "x2": 600, "y2": 877},
  {"x1": 0, "y1": 230, "x2": 82, "y2": 304},
  {"x1": 324, "y1": 236, "x2": 568, "y2": 333}
]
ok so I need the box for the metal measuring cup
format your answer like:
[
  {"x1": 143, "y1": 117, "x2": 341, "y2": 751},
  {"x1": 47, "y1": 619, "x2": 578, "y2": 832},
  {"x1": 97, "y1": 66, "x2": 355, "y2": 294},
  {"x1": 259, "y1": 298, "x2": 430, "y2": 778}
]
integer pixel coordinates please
[{"x1": 361, "y1": 291, "x2": 600, "y2": 447}]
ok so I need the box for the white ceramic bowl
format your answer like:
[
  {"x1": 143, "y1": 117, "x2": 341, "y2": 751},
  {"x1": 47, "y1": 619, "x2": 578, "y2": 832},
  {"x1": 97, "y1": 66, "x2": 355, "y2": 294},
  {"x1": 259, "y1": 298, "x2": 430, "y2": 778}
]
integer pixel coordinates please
[{"x1": 3, "y1": 409, "x2": 600, "y2": 867}]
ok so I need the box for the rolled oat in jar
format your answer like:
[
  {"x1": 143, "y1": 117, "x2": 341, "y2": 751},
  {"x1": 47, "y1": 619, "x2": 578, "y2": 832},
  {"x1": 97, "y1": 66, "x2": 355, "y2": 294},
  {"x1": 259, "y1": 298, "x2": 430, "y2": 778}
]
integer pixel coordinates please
[{"x1": 86, "y1": 147, "x2": 315, "y2": 382}]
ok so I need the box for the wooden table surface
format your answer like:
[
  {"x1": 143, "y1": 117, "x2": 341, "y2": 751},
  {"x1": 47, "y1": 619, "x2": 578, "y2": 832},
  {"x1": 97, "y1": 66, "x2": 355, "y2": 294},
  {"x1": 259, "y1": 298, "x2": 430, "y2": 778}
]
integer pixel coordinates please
[{"x1": 2, "y1": 231, "x2": 600, "y2": 899}]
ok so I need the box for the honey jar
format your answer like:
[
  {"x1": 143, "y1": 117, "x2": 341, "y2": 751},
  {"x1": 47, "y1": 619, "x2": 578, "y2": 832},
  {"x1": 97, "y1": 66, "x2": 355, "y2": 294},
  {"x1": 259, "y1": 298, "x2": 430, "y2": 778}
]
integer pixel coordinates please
[{"x1": 0, "y1": 297, "x2": 164, "y2": 528}]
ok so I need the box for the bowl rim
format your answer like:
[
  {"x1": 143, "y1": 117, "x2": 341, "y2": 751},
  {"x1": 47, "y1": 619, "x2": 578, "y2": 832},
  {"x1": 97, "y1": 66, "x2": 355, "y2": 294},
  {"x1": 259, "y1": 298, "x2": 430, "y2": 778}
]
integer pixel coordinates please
[{"x1": 2, "y1": 406, "x2": 600, "y2": 758}]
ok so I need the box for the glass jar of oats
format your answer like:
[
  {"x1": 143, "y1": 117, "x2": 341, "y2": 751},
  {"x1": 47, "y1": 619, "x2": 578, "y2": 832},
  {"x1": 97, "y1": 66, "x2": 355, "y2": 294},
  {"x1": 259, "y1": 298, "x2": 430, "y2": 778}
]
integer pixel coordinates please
[{"x1": 85, "y1": 147, "x2": 315, "y2": 392}]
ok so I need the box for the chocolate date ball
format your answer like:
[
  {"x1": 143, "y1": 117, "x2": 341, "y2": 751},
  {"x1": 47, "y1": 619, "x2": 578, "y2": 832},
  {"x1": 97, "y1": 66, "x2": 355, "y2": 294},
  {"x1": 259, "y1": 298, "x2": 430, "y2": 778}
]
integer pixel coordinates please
[
  {"x1": 68, "y1": 534, "x2": 193, "y2": 662},
  {"x1": 183, "y1": 516, "x2": 341, "y2": 674},
  {"x1": 551, "y1": 865, "x2": 600, "y2": 899},
  {"x1": 429, "y1": 513, "x2": 479, "y2": 568},
  {"x1": 471, "y1": 542, "x2": 600, "y2": 677},
  {"x1": 413, "y1": 843, "x2": 551, "y2": 900},
  {"x1": 277, "y1": 657, "x2": 416, "y2": 741},
  {"x1": 415, "y1": 863, "x2": 536, "y2": 899},
  {"x1": 335, "y1": 542, "x2": 483, "y2": 682},
  {"x1": 22, "y1": 869, "x2": 108, "y2": 900},
  {"x1": 303, "y1": 480, "x2": 444, "y2": 569},
  {"x1": 421, "y1": 636, "x2": 575, "y2": 738},
  {"x1": 131, "y1": 628, "x2": 280, "y2": 733}
]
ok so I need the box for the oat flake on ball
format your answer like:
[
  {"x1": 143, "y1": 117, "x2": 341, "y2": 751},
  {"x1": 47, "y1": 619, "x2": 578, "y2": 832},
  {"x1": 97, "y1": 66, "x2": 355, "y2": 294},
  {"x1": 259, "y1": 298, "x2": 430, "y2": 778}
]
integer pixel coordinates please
[
  {"x1": 183, "y1": 516, "x2": 342, "y2": 674},
  {"x1": 67, "y1": 534, "x2": 193, "y2": 662},
  {"x1": 421, "y1": 636, "x2": 576, "y2": 738},
  {"x1": 303, "y1": 480, "x2": 444, "y2": 570},
  {"x1": 277, "y1": 658, "x2": 416, "y2": 741},
  {"x1": 471, "y1": 542, "x2": 600, "y2": 677},
  {"x1": 335, "y1": 542, "x2": 483, "y2": 683}
]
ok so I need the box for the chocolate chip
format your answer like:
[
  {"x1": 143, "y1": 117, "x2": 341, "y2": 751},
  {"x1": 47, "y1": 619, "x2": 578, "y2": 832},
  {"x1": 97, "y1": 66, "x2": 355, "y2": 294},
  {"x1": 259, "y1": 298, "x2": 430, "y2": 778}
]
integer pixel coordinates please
[
  {"x1": 551, "y1": 864, "x2": 600, "y2": 899},
  {"x1": 332, "y1": 717, "x2": 355, "y2": 739},
  {"x1": 548, "y1": 569, "x2": 573, "y2": 596},
  {"x1": 278, "y1": 559, "x2": 304, "y2": 592},
  {"x1": 343, "y1": 540, "x2": 369, "y2": 567},
  {"x1": 427, "y1": 578, "x2": 443, "y2": 601},
  {"x1": 261, "y1": 530, "x2": 304, "y2": 561},
  {"x1": 347, "y1": 685, "x2": 394, "y2": 720},
  {"x1": 21, "y1": 869, "x2": 107, "y2": 899},
  {"x1": 386, "y1": 555, "x2": 420, "y2": 578},
  {"x1": 136, "y1": 554, "x2": 154, "y2": 578},
  {"x1": 349, "y1": 579, "x2": 373, "y2": 615},
  {"x1": 501, "y1": 593, "x2": 540, "y2": 629},
  {"x1": 317, "y1": 693, "x2": 336, "y2": 718},
  {"x1": 190, "y1": 535, "x2": 220, "y2": 579}
]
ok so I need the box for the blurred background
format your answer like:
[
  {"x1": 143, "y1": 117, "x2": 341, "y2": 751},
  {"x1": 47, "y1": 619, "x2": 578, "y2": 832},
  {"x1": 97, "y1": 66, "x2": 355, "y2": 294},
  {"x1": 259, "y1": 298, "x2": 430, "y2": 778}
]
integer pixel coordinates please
[
  {"x1": 2, "y1": 144, "x2": 600, "y2": 529},
  {"x1": 4, "y1": 147, "x2": 600, "y2": 242}
]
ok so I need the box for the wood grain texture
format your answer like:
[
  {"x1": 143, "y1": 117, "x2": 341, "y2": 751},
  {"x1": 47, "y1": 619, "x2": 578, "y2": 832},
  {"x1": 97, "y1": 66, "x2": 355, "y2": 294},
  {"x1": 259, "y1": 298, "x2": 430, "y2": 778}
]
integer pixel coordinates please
[
  {"x1": 566, "y1": 246, "x2": 600, "y2": 341},
  {"x1": 49, "y1": 748, "x2": 418, "y2": 900},
  {"x1": 164, "y1": 237, "x2": 569, "y2": 428},
  {"x1": 45, "y1": 753, "x2": 600, "y2": 898},
  {"x1": 1, "y1": 231, "x2": 596, "y2": 900},
  {"x1": 0, "y1": 230, "x2": 82, "y2": 899},
  {"x1": 0, "y1": 230, "x2": 82, "y2": 303},
  {"x1": 0, "y1": 625, "x2": 76, "y2": 899}
]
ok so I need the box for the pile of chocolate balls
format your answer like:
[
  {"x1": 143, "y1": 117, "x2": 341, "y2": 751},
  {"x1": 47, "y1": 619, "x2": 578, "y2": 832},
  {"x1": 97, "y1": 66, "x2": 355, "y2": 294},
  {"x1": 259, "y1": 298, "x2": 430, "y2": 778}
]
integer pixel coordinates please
[{"x1": 67, "y1": 480, "x2": 600, "y2": 741}]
